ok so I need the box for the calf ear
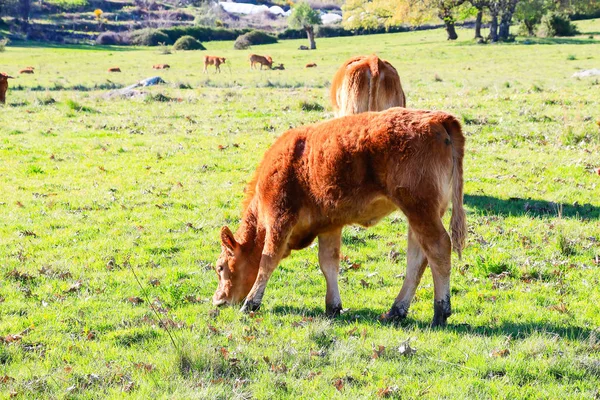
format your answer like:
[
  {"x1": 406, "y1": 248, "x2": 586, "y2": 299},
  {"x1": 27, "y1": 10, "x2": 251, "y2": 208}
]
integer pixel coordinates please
[{"x1": 220, "y1": 226, "x2": 238, "y2": 253}]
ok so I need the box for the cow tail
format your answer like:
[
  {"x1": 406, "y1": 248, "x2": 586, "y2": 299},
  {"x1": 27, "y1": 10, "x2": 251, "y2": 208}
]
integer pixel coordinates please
[
  {"x1": 368, "y1": 55, "x2": 380, "y2": 112},
  {"x1": 442, "y1": 115, "x2": 466, "y2": 258}
]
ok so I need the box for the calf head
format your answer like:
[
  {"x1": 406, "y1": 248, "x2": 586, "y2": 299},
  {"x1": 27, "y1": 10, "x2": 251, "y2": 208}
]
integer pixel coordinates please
[
  {"x1": 0, "y1": 73, "x2": 14, "y2": 84},
  {"x1": 220, "y1": 57, "x2": 226, "y2": 63},
  {"x1": 212, "y1": 226, "x2": 259, "y2": 306}
]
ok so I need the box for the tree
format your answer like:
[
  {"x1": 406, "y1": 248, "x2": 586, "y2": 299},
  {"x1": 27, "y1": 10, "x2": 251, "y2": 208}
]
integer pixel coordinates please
[
  {"x1": 288, "y1": 2, "x2": 321, "y2": 50},
  {"x1": 469, "y1": 0, "x2": 488, "y2": 38},
  {"x1": 498, "y1": 0, "x2": 518, "y2": 40},
  {"x1": 435, "y1": 0, "x2": 466, "y2": 40}
]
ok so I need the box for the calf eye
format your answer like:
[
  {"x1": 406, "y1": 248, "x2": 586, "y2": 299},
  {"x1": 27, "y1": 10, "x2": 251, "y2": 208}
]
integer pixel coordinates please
[{"x1": 218, "y1": 266, "x2": 224, "y2": 272}]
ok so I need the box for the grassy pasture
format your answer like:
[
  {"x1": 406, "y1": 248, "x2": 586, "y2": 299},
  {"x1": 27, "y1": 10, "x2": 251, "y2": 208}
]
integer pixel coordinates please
[{"x1": 1, "y1": 20, "x2": 600, "y2": 399}]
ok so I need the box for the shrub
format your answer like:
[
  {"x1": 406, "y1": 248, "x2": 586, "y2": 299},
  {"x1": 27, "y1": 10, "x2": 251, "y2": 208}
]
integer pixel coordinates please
[
  {"x1": 233, "y1": 30, "x2": 277, "y2": 50},
  {"x1": 96, "y1": 31, "x2": 128, "y2": 45},
  {"x1": 0, "y1": 38, "x2": 8, "y2": 52},
  {"x1": 173, "y1": 35, "x2": 206, "y2": 50},
  {"x1": 538, "y1": 12, "x2": 579, "y2": 37},
  {"x1": 129, "y1": 28, "x2": 171, "y2": 46},
  {"x1": 160, "y1": 26, "x2": 248, "y2": 43}
]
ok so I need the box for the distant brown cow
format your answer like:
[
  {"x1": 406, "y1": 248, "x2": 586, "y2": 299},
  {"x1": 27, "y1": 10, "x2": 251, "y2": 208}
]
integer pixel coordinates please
[
  {"x1": 153, "y1": 64, "x2": 170, "y2": 69},
  {"x1": 204, "y1": 56, "x2": 226, "y2": 74},
  {"x1": 1, "y1": 73, "x2": 14, "y2": 104},
  {"x1": 272, "y1": 64, "x2": 285, "y2": 70},
  {"x1": 249, "y1": 54, "x2": 273, "y2": 70},
  {"x1": 212, "y1": 107, "x2": 466, "y2": 327},
  {"x1": 330, "y1": 54, "x2": 406, "y2": 117},
  {"x1": 305, "y1": 63, "x2": 317, "y2": 68},
  {"x1": 19, "y1": 68, "x2": 34, "y2": 74},
  {"x1": 108, "y1": 67, "x2": 121, "y2": 72}
]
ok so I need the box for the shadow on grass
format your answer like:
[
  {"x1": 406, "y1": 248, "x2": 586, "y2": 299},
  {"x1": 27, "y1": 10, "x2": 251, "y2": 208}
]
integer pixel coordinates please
[
  {"x1": 271, "y1": 305, "x2": 594, "y2": 340},
  {"x1": 465, "y1": 194, "x2": 600, "y2": 219}
]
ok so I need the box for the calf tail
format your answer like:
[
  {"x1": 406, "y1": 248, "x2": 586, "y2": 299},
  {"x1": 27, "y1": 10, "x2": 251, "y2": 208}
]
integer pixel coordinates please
[{"x1": 441, "y1": 115, "x2": 466, "y2": 258}]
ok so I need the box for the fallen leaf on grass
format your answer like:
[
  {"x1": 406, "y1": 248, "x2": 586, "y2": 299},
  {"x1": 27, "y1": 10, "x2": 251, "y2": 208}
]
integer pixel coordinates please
[
  {"x1": 6, "y1": 269, "x2": 34, "y2": 282},
  {"x1": 347, "y1": 326, "x2": 358, "y2": 336},
  {"x1": 306, "y1": 371, "x2": 321, "y2": 380},
  {"x1": 243, "y1": 335, "x2": 255, "y2": 342},
  {"x1": 360, "y1": 279, "x2": 370, "y2": 288},
  {"x1": 149, "y1": 278, "x2": 161, "y2": 287},
  {"x1": 490, "y1": 348, "x2": 510, "y2": 358},
  {"x1": 122, "y1": 381, "x2": 135, "y2": 392},
  {"x1": 126, "y1": 296, "x2": 144, "y2": 305},
  {"x1": 398, "y1": 340, "x2": 416, "y2": 356},
  {"x1": 64, "y1": 280, "x2": 82, "y2": 294},
  {"x1": 270, "y1": 364, "x2": 287, "y2": 373},
  {"x1": 218, "y1": 145, "x2": 228, "y2": 150},
  {"x1": 333, "y1": 378, "x2": 344, "y2": 392},
  {"x1": 219, "y1": 347, "x2": 229, "y2": 359},
  {"x1": 377, "y1": 386, "x2": 399, "y2": 398},
  {"x1": 0, "y1": 375, "x2": 15, "y2": 383},
  {"x1": 134, "y1": 362, "x2": 155, "y2": 372},
  {"x1": 548, "y1": 303, "x2": 568, "y2": 313},
  {"x1": 207, "y1": 324, "x2": 219, "y2": 334},
  {"x1": 372, "y1": 345, "x2": 385, "y2": 359}
]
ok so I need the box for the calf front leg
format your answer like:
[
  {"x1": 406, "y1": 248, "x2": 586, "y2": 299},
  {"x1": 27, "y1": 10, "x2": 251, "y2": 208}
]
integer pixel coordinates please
[
  {"x1": 241, "y1": 227, "x2": 290, "y2": 313},
  {"x1": 318, "y1": 229, "x2": 343, "y2": 317}
]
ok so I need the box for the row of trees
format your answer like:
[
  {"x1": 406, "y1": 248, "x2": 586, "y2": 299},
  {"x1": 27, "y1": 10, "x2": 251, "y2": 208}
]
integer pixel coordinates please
[
  {"x1": 0, "y1": 0, "x2": 31, "y2": 26},
  {"x1": 343, "y1": 0, "x2": 599, "y2": 41}
]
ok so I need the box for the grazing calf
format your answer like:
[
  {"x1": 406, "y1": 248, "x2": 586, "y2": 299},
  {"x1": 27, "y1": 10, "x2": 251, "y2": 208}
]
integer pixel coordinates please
[
  {"x1": 249, "y1": 54, "x2": 273, "y2": 70},
  {"x1": 108, "y1": 67, "x2": 121, "y2": 72},
  {"x1": 19, "y1": 68, "x2": 34, "y2": 74},
  {"x1": 212, "y1": 107, "x2": 466, "y2": 327},
  {"x1": 1, "y1": 73, "x2": 14, "y2": 104},
  {"x1": 305, "y1": 63, "x2": 317, "y2": 68},
  {"x1": 272, "y1": 63, "x2": 285, "y2": 70},
  {"x1": 330, "y1": 54, "x2": 406, "y2": 117},
  {"x1": 203, "y1": 56, "x2": 226, "y2": 73},
  {"x1": 153, "y1": 64, "x2": 170, "y2": 69}
]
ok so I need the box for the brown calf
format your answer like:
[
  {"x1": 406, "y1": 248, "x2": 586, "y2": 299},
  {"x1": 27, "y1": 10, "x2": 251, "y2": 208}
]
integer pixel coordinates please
[
  {"x1": 249, "y1": 54, "x2": 273, "y2": 70},
  {"x1": 108, "y1": 67, "x2": 121, "y2": 72},
  {"x1": 19, "y1": 68, "x2": 34, "y2": 74},
  {"x1": 203, "y1": 56, "x2": 226, "y2": 74},
  {"x1": 305, "y1": 63, "x2": 317, "y2": 68},
  {"x1": 330, "y1": 54, "x2": 406, "y2": 117},
  {"x1": 153, "y1": 64, "x2": 170, "y2": 69},
  {"x1": 212, "y1": 107, "x2": 466, "y2": 327},
  {"x1": 272, "y1": 63, "x2": 285, "y2": 70},
  {"x1": 1, "y1": 73, "x2": 15, "y2": 104}
]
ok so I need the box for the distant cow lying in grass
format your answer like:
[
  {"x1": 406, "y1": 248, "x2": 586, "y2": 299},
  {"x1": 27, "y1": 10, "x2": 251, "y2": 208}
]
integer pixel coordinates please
[
  {"x1": 212, "y1": 107, "x2": 466, "y2": 327},
  {"x1": 305, "y1": 63, "x2": 317, "y2": 68},
  {"x1": 1, "y1": 73, "x2": 14, "y2": 104},
  {"x1": 153, "y1": 64, "x2": 170, "y2": 70},
  {"x1": 249, "y1": 54, "x2": 273, "y2": 70},
  {"x1": 108, "y1": 67, "x2": 121, "y2": 72},
  {"x1": 272, "y1": 64, "x2": 285, "y2": 70},
  {"x1": 19, "y1": 67, "x2": 34, "y2": 74},
  {"x1": 331, "y1": 54, "x2": 406, "y2": 117},
  {"x1": 204, "y1": 56, "x2": 226, "y2": 73}
]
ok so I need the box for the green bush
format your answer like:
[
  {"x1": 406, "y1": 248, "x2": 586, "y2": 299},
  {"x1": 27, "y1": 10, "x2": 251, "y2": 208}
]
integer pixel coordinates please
[
  {"x1": 233, "y1": 30, "x2": 277, "y2": 50},
  {"x1": 538, "y1": 12, "x2": 579, "y2": 37},
  {"x1": 173, "y1": 35, "x2": 206, "y2": 51},
  {"x1": 129, "y1": 28, "x2": 171, "y2": 46},
  {"x1": 160, "y1": 26, "x2": 249, "y2": 44}
]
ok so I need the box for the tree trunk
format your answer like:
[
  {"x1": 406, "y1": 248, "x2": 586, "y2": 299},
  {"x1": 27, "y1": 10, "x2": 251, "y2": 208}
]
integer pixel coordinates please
[
  {"x1": 474, "y1": 10, "x2": 483, "y2": 39},
  {"x1": 305, "y1": 25, "x2": 316, "y2": 50},
  {"x1": 498, "y1": 0, "x2": 517, "y2": 41},
  {"x1": 489, "y1": 13, "x2": 498, "y2": 42},
  {"x1": 440, "y1": 9, "x2": 458, "y2": 40}
]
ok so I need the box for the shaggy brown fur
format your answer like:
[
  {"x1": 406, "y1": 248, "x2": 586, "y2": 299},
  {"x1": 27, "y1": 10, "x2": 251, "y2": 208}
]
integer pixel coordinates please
[
  {"x1": 213, "y1": 107, "x2": 466, "y2": 327},
  {"x1": 0, "y1": 73, "x2": 14, "y2": 104},
  {"x1": 330, "y1": 54, "x2": 406, "y2": 117},
  {"x1": 249, "y1": 54, "x2": 273, "y2": 70},
  {"x1": 203, "y1": 56, "x2": 226, "y2": 73}
]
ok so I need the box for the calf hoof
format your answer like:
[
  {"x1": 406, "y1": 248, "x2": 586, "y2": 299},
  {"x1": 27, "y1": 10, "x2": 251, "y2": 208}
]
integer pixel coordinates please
[
  {"x1": 431, "y1": 298, "x2": 451, "y2": 328},
  {"x1": 380, "y1": 303, "x2": 408, "y2": 322},
  {"x1": 325, "y1": 303, "x2": 342, "y2": 318},
  {"x1": 240, "y1": 300, "x2": 261, "y2": 314}
]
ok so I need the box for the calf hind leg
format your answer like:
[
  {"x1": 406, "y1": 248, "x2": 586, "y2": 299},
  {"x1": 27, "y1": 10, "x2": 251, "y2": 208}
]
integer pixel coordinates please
[
  {"x1": 318, "y1": 229, "x2": 343, "y2": 317},
  {"x1": 383, "y1": 227, "x2": 428, "y2": 321}
]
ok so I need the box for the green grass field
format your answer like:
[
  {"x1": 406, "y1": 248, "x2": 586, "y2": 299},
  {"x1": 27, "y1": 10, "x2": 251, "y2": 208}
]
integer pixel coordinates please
[{"x1": 1, "y1": 20, "x2": 600, "y2": 399}]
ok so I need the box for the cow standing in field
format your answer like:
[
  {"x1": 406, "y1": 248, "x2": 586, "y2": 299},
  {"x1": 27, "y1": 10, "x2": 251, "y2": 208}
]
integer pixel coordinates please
[
  {"x1": 330, "y1": 54, "x2": 406, "y2": 117},
  {"x1": 1, "y1": 73, "x2": 14, "y2": 104},
  {"x1": 249, "y1": 54, "x2": 273, "y2": 70},
  {"x1": 203, "y1": 56, "x2": 226, "y2": 73},
  {"x1": 212, "y1": 107, "x2": 466, "y2": 327}
]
